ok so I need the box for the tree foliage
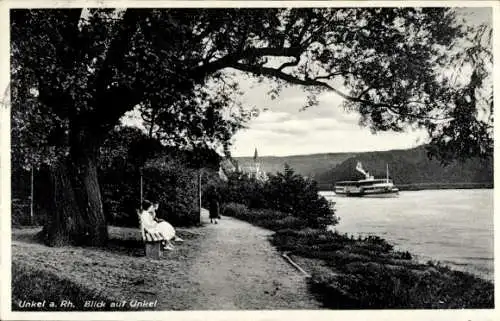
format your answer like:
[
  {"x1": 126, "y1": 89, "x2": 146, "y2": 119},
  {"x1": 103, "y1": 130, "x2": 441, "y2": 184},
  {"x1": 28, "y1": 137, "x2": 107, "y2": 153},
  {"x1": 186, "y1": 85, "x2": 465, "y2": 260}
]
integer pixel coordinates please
[
  {"x1": 425, "y1": 24, "x2": 493, "y2": 163},
  {"x1": 12, "y1": 8, "x2": 493, "y2": 165},
  {"x1": 10, "y1": 7, "x2": 492, "y2": 245}
]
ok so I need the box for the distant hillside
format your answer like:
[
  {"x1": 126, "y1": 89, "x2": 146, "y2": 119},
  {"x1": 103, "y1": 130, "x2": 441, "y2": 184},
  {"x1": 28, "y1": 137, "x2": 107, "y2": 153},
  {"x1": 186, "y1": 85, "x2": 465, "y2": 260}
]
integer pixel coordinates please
[
  {"x1": 316, "y1": 146, "x2": 493, "y2": 188},
  {"x1": 235, "y1": 152, "x2": 356, "y2": 178},
  {"x1": 234, "y1": 146, "x2": 493, "y2": 189}
]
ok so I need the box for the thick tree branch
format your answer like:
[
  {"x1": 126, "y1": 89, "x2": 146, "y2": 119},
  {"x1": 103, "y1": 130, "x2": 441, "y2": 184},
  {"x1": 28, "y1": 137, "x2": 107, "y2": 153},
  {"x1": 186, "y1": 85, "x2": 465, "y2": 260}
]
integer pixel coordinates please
[
  {"x1": 356, "y1": 86, "x2": 374, "y2": 99},
  {"x1": 195, "y1": 46, "x2": 304, "y2": 77},
  {"x1": 229, "y1": 61, "x2": 365, "y2": 102},
  {"x1": 89, "y1": 10, "x2": 146, "y2": 131},
  {"x1": 313, "y1": 73, "x2": 342, "y2": 81},
  {"x1": 229, "y1": 62, "x2": 453, "y2": 122},
  {"x1": 278, "y1": 57, "x2": 300, "y2": 71}
]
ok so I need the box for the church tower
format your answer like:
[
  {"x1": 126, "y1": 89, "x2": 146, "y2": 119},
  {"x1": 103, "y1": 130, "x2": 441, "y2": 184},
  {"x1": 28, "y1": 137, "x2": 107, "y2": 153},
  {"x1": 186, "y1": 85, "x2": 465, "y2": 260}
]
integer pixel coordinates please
[
  {"x1": 253, "y1": 147, "x2": 260, "y2": 177},
  {"x1": 252, "y1": 147, "x2": 267, "y2": 181}
]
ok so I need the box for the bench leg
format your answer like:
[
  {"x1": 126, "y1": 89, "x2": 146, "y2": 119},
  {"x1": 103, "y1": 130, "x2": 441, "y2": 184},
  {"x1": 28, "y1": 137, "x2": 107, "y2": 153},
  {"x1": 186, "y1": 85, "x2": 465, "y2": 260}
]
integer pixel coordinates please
[{"x1": 145, "y1": 242, "x2": 162, "y2": 259}]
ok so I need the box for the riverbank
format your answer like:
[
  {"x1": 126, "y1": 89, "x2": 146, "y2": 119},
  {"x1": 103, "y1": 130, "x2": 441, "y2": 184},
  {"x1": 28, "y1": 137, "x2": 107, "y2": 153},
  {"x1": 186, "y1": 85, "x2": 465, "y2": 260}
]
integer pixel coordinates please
[
  {"x1": 222, "y1": 202, "x2": 494, "y2": 309},
  {"x1": 397, "y1": 182, "x2": 493, "y2": 191}
]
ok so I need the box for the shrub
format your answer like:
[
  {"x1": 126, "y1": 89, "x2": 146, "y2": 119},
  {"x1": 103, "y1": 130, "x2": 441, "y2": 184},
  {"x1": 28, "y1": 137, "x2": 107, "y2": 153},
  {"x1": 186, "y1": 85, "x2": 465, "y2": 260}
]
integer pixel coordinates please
[
  {"x1": 263, "y1": 165, "x2": 338, "y2": 228},
  {"x1": 312, "y1": 261, "x2": 494, "y2": 309},
  {"x1": 11, "y1": 168, "x2": 47, "y2": 227},
  {"x1": 221, "y1": 202, "x2": 248, "y2": 218},
  {"x1": 219, "y1": 165, "x2": 338, "y2": 229},
  {"x1": 269, "y1": 216, "x2": 305, "y2": 230},
  {"x1": 100, "y1": 165, "x2": 142, "y2": 227},
  {"x1": 221, "y1": 203, "x2": 308, "y2": 231},
  {"x1": 217, "y1": 172, "x2": 268, "y2": 208},
  {"x1": 12, "y1": 198, "x2": 30, "y2": 226},
  {"x1": 100, "y1": 157, "x2": 199, "y2": 227},
  {"x1": 142, "y1": 158, "x2": 199, "y2": 226},
  {"x1": 270, "y1": 227, "x2": 493, "y2": 309}
]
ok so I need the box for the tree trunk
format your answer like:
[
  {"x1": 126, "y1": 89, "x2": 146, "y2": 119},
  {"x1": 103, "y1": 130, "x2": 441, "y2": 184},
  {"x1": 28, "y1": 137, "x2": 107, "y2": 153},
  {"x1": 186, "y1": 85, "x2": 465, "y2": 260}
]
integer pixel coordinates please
[{"x1": 42, "y1": 128, "x2": 108, "y2": 247}]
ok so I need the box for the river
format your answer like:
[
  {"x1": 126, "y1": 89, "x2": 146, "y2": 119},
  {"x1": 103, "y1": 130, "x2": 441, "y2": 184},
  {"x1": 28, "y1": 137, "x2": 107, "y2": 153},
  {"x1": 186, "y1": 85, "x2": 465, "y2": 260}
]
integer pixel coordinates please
[{"x1": 319, "y1": 189, "x2": 494, "y2": 281}]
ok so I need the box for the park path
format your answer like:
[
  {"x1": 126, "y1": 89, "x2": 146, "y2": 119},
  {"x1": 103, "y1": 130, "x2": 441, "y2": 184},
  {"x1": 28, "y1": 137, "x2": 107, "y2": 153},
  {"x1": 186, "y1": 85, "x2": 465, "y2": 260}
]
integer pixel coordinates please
[
  {"x1": 180, "y1": 209, "x2": 322, "y2": 310},
  {"x1": 12, "y1": 210, "x2": 322, "y2": 310}
]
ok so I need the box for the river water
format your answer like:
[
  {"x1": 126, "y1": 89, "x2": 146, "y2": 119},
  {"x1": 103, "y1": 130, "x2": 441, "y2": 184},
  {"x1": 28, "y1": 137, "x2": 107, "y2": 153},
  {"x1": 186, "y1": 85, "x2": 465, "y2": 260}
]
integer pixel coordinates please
[{"x1": 319, "y1": 189, "x2": 494, "y2": 281}]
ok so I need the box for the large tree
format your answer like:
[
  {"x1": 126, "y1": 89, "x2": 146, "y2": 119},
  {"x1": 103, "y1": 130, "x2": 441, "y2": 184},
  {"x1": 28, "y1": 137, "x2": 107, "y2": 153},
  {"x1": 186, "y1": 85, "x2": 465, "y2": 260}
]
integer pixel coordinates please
[{"x1": 11, "y1": 8, "x2": 492, "y2": 246}]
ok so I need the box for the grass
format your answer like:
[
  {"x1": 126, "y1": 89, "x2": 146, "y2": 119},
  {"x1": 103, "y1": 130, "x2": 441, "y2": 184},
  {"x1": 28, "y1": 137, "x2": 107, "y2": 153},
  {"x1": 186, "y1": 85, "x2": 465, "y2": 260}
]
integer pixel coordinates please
[
  {"x1": 222, "y1": 202, "x2": 494, "y2": 309},
  {"x1": 11, "y1": 226, "x2": 204, "y2": 311},
  {"x1": 12, "y1": 261, "x2": 119, "y2": 311}
]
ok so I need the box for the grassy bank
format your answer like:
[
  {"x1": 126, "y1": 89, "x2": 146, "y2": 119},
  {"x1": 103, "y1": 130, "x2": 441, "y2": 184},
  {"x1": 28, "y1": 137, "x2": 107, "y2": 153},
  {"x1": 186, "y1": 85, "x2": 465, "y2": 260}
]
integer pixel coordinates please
[
  {"x1": 11, "y1": 226, "x2": 203, "y2": 311},
  {"x1": 222, "y1": 202, "x2": 494, "y2": 309},
  {"x1": 12, "y1": 261, "x2": 120, "y2": 311}
]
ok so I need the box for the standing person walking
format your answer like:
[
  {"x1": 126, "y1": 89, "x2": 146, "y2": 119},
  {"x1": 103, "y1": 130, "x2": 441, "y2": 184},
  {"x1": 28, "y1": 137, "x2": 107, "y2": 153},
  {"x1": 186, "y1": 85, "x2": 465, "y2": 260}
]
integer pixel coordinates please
[{"x1": 208, "y1": 186, "x2": 220, "y2": 224}]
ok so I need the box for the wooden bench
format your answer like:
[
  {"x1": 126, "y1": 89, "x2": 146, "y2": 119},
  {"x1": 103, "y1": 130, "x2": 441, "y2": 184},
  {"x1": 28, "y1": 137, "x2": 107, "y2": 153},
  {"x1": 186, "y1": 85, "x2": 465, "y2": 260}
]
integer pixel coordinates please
[{"x1": 137, "y1": 210, "x2": 166, "y2": 259}]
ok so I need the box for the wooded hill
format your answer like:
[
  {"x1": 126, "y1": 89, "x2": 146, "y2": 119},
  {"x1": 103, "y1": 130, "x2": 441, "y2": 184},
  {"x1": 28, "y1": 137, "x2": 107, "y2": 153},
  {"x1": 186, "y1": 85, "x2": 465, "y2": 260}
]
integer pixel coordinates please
[
  {"x1": 235, "y1": 146, "x2": 493, "y2": 189},
  {"x1": 234, "y1": 152, "x2": 356, "y2": 179}
]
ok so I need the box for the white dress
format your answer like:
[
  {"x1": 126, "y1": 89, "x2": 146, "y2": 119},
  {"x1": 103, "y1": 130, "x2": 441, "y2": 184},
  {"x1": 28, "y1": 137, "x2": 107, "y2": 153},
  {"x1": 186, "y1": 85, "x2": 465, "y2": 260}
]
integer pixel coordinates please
[{"x1": 140, "y1": 211, "x2": 176, "y2": 241}]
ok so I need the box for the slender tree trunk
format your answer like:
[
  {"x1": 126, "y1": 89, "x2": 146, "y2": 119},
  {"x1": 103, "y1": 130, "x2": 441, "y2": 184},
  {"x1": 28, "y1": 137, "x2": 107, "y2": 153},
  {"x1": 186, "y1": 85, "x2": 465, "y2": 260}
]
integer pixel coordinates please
[
  {"x1": 42, "y1": 127, "x2": 108, "y2": 247},
  {"x1": 148, "y1": 108, "x2": 157, "y2": 139}
]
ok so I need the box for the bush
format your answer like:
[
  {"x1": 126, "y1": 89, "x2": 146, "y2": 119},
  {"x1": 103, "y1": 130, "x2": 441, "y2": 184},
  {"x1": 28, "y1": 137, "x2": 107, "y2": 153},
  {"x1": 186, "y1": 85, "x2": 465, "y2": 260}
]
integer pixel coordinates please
[
  {"x1": 311, "y1": 261, "x2": 494, "y2": 309},
  {"x1": 264, "y1": 165, "x2": 334, "y2": 227},
  {"x1": 100, "y1": 157, "x2": 199, "y2": 227},
  {"x1": 100, "y1": 165, "x2": 142, "y2": 227},
  {"x1": 221, "y1": 203, "x2": 308, "y2": 231},
  {"x1": 219, "y1": 165, "x2": 338, "y2": 229},
  {"x1": 268, "y1": 216, "x2": 305, "y2": 230},
  {"x1": 12, "y1": 198, "x2": 30, "y2": 226},
  {"x1": 270, "y1": 228, "x2": 494, "y2": 309},
  {"x1": 217, "y1": 172, "x2": 268, "y2": 208},
  {"x1": 142, "y1": 158, "x2": 199, "y2": 226}
]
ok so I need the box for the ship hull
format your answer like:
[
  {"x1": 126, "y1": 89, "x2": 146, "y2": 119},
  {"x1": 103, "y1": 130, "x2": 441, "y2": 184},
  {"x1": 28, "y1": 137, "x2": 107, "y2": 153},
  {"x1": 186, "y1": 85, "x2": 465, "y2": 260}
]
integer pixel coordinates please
[
  {"x1": 335, "y1": 190, "x2": 399, "y2": 198},
  {"x1": 334, "y1": 187, "x2": 400, "y2": 198}
]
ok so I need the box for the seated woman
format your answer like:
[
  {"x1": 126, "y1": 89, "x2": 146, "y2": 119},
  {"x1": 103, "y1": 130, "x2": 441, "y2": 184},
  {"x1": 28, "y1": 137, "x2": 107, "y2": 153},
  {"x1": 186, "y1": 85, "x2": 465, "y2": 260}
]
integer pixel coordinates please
[{"x1": 140, "y1": 200, "x2": 184, "y2": 251}]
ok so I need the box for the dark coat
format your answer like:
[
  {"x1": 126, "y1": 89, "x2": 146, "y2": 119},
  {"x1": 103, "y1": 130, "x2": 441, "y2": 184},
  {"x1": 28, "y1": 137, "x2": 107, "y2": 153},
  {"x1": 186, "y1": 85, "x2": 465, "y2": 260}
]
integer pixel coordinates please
[{"x1": 208, "y1": 197, "x2": 220, "y2": 219}]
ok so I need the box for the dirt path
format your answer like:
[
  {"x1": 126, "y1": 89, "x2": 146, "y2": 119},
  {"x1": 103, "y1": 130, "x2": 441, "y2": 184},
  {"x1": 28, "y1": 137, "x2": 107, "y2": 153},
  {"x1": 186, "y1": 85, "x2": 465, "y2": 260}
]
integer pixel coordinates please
[
  {"x1": 12, "y1": 210, "x2": 321, "y2": 310},
  {"x1": 183, "y1": 210, "x2": 321, "y2": 310}
]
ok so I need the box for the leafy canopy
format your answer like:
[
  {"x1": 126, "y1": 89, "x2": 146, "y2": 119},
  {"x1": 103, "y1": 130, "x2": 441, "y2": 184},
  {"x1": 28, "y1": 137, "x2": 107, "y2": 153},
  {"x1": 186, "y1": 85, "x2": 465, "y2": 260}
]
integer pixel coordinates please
[{"x1": 11, "y1": 8, "x2": 492, "y2": 167}]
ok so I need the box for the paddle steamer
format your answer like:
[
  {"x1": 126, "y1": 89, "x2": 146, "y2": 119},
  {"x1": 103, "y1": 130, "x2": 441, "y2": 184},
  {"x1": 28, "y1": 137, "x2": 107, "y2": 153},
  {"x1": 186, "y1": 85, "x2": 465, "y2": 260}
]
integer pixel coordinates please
[{"x1": 334, "y1": 162, "x2": 399, "y2": 198}]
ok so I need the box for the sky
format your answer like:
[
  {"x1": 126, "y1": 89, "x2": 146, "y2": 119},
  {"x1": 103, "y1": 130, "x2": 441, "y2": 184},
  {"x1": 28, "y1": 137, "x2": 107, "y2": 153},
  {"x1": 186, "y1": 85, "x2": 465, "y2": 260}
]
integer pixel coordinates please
[
  {"x1": 229, "y1": 7, "x2": 492, "y2": 157},
  {"x1": 230, "y1": 82, "x2": 428, "y2": 157}
]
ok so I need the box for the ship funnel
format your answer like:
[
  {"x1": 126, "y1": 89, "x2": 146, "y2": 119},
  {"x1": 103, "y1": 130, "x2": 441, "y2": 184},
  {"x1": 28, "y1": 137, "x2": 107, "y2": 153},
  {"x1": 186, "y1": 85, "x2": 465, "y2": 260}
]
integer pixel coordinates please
[{"x1": 355, "y1": 161, "x2": 370, "y2": 179}]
